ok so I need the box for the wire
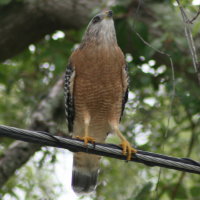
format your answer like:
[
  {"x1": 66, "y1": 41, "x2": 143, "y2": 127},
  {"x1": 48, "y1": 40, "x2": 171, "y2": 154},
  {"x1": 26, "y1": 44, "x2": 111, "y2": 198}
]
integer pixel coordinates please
[{"x1": 1, "y1": 124, "x2": 200, "y2": 175}]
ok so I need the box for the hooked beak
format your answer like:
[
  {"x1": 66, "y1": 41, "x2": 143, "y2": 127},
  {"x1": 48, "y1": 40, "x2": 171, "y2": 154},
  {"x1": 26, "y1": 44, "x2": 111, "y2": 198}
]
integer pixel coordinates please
[{"x1": 103, "y1": 10, "x2": 113, "y2": 19}]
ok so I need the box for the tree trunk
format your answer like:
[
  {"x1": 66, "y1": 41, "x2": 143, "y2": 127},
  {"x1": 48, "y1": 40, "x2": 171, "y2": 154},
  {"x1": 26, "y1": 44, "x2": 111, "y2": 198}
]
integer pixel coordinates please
[{"x1": 0, "y1": 0, "x2": 100, "y2": 61}]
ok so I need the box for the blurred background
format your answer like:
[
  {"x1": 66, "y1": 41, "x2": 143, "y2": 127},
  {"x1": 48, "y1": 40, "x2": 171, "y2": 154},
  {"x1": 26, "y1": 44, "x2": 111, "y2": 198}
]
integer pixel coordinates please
[{"x1": 0, "y1": 0, "x2": 200, "y2": 199}]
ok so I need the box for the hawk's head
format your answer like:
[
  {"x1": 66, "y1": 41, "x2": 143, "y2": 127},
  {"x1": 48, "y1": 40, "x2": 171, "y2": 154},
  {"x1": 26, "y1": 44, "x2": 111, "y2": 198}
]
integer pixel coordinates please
[{"x1": 82, "y1": 10, "x2": 117, "y2": 45}]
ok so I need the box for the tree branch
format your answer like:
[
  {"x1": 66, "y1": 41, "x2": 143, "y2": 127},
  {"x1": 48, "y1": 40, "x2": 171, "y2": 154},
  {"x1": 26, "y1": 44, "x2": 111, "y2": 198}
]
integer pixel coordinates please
[
  {"x1": 0, "y1": 77, "x2": 64, "y2": 188},
  {"x1": 0, "y1": 0, "x2": 99, "y2": 61}
]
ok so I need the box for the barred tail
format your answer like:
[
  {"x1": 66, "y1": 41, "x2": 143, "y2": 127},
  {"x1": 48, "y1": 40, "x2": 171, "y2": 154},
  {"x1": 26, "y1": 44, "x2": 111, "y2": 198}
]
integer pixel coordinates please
[{"x1": 72, "y1": 152, "x2": 100, "y2": 193}]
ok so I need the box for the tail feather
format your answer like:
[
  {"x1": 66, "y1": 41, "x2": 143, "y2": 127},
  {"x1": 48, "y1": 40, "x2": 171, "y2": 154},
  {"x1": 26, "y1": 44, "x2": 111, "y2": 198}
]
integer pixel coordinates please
[
  {"x1": 72, "y1": 152, "x2": 100, "y2": 193},
  {"x1": 72, "y1": 169, "x2": 98, "y2": 193}
]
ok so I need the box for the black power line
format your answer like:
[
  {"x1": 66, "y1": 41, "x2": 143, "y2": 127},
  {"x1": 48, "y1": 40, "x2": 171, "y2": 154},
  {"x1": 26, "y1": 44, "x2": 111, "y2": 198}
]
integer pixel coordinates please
[{"x1": 0, "y1": 124, "x2": 200, "y2": 174}]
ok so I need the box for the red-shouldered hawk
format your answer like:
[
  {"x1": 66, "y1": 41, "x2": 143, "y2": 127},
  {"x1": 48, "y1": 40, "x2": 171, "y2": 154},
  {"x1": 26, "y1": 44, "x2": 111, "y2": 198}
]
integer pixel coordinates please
[{"x1": 65, "y1": 10, "x2": 137, "y2": 193}]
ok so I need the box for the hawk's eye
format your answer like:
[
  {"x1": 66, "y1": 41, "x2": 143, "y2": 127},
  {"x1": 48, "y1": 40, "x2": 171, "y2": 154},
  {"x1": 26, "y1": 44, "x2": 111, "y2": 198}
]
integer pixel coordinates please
[{"x1": 93, "y1": 16, "x2": 101, "y2": 23}]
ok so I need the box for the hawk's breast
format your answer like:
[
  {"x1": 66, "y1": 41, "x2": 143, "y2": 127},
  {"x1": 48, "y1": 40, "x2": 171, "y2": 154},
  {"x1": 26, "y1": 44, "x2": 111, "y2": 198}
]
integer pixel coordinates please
[{"x1": 72, "y1": 45, "x2": 125, "y2": 125}]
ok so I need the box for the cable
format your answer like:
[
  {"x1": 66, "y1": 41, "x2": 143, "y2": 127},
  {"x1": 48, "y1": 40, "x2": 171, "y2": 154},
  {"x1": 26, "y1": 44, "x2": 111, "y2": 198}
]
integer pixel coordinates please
[{"x1": 0, "y1": 124, "x2": 200, "y2": 174}]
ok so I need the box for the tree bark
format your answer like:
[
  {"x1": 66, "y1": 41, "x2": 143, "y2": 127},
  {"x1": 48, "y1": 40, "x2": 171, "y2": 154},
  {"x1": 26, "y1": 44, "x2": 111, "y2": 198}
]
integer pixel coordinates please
[
  {"x1": 0, "y1": 77, "x2": 64, "y2": 188},
  {"x1": 0, "y1": 0, "x2": 100, "y2": 61}
]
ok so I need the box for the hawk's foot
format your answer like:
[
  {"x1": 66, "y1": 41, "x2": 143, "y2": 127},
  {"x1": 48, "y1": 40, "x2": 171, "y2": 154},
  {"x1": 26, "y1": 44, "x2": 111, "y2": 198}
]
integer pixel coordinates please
[
  {"x1": 120, "y1": 140, "x2": 137, "y2": 161},
  {"x1": 76, "y1": 136, "x2": 95, "y2": 146}
]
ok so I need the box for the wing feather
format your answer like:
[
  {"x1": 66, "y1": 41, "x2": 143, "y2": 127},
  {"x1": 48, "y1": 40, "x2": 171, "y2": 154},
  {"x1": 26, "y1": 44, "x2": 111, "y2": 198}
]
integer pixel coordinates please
[
  {"x1": 121, "y1": 64, "x2": 129, "y2": 119},
  {"x1": 64, "y1": 63, "x2": 75, "y2": 133}
]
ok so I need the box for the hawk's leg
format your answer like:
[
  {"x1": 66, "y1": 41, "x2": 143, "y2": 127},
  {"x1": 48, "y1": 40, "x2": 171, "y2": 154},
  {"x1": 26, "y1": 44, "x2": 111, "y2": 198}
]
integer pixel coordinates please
[
  {"x1": 111, "y1": 124, "x2": 137, "y2": 160},
  {"x1": 76, "y1": 114, "x2": 95, "y2": 145}
]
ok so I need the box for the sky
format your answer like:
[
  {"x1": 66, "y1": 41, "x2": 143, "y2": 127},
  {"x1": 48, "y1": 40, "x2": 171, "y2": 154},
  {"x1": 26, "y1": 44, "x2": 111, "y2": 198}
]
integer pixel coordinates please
[
  {"x1": 3, "y1": 150, "x2": 91, "y2": 200},
  {"x1": 55, "y1": 150, "x2": 91, "y2": 200},
  {"x1": 192, "y1": 0, "x2": 200, "y2": 5}
]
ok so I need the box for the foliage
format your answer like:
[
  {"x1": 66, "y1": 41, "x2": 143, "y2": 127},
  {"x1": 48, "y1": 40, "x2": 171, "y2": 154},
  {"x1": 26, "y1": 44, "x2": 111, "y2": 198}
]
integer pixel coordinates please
[{"x1": 0, "y1": 0, "x2": 200, "y2": 199}]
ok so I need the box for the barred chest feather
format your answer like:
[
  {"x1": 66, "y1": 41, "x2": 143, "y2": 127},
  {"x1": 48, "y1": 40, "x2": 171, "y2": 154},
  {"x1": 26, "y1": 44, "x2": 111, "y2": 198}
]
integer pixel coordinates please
[
  {"x1": 71, "y1": 44, "x2": 125, "y2": 81},
  {"x1": 70, "y1": 44, "x2": 125, "y2": 125}
]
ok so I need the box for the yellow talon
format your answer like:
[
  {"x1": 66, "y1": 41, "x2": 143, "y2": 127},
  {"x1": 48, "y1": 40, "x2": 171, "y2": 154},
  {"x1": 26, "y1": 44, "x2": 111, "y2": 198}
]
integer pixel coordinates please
[
  {"x1": 120, "y1": 140, "x2": 137, "y2": 161},
  {"x1": 76, "y1": 136, "x2": 95, "y2": 145}
]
